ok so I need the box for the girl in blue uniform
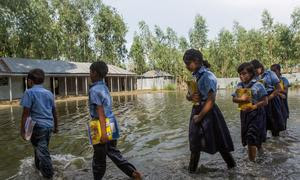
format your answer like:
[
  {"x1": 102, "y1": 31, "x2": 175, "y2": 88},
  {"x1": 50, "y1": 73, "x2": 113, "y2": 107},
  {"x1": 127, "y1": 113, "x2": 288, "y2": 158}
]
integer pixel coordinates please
[
  {"x1": 232, "y1": 62, "x2": 268, "y2": 161},
  {"x1": 184, "y1": 49, "x2": 236, "y2": 173},
  {"x1": 251, "y1": 60, "x2": 285, "y2": 136},
  {"x1": 271, "y1": 64, "x2": 290, "y2": 129}
]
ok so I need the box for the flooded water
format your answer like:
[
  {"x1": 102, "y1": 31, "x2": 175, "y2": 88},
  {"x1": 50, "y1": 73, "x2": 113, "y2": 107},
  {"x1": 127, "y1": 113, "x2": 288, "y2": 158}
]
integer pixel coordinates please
[{"x1": 0, "y1": 90, "x2": 300, "y2": 179}]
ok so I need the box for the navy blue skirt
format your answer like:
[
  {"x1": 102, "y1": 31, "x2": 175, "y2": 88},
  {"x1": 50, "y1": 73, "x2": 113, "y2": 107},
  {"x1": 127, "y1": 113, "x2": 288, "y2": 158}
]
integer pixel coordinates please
[
  {"x1": 264, "y1": 95, "x2": 285, "y2": 132},
  {"x1": 240, "y1": 107, "x2": 266, "y2": 147},
  {"x1": 283, "y1": 97, "x2": 289, "y2": 119},
  {"x1": 280, "y1": 97, "x2": 288, "y2": 130},
  {"x1": 189, "y1": 104, "x2": 234, "y2": 154}
]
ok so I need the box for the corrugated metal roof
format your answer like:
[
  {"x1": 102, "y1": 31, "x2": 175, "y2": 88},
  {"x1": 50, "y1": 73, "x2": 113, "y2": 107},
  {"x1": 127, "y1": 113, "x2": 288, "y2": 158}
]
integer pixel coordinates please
[
  {"x1": 142, "y1": 70, "x2": 173, "y2": 77},
  {"x1": 0, "y1": 57, "x2": 136, "y2": 76}
]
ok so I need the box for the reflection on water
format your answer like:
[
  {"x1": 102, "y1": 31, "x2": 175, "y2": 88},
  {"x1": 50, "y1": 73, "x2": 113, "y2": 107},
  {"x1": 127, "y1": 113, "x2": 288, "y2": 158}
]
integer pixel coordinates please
[{"x1": 0, "y1": 90, "x2": 300, "y2": 179}]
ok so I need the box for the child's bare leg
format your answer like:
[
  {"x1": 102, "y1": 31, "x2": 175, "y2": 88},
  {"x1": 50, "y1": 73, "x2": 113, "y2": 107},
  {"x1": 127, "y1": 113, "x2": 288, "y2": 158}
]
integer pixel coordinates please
[
  {"x1": 248, "y1": 145, "x2": 257, "y2": 161},
  {"x1": 132, "y1": 171, "x2": 142, "y2": 180}
]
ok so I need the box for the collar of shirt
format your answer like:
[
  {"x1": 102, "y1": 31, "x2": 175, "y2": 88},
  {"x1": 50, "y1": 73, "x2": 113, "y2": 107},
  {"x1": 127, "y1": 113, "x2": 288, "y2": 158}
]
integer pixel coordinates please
[
  {"x1": 90, "y1": 80, "x2": 104, "y2": 88},
  {"x1": 261, "y1": 70, "x2": 272, "y2": 79},
  {"x1": 192, "y1": 66, "x2": 207, "y2": 79},
  {"x1": 32, "y1": 84, "x2": 44, "y2": 89},
  {"x1": 241, "y1": 79, "x2": 257, "y2": 88}
]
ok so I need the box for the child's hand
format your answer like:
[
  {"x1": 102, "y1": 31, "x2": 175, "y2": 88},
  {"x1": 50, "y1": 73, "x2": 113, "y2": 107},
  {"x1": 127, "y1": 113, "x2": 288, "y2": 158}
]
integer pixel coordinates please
[
  {"x1": 242, "y1": 104, "x2": 257, "y2": 112},
  {"x1": 100, "y1": 133, "x2": 109, "y2": 144},
  {"x1": 193, "y1": 115, "x2": 202, "y2": 124},
  {"x1": 191, "y1": 93, "x2": 200, "y2": 102},
  {"x1": 278, "y1": 93, "x2": 286, "y2": 99},
  {"x1": 240, "y1": 94, "x2": 251, "y2": 102}
]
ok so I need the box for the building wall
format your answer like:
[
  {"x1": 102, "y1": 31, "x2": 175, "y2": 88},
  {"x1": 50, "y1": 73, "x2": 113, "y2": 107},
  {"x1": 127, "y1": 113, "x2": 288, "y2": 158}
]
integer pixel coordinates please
[
  {"x1": 0, "y1": 75, "x2": 138, "y2": 101},
  {"x1": 0, "y1": 77, "x2": 24, "y2": 100},
  {"x1": 137, "y1": 77, "x2": 175, "y2": 90}
]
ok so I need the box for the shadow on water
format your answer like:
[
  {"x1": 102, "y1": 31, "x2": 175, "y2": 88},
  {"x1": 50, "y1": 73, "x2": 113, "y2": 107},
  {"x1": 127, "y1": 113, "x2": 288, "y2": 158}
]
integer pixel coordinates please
[{"x1": 0, "y1": 90, "x2": 300, "y2": 179}]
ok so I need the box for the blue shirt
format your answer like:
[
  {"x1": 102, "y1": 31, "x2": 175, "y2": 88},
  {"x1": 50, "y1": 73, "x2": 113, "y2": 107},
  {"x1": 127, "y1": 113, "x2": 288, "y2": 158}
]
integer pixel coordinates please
[
  {"x1": 89, "y1": 80, "x2": 116, "y2": 121},
  {"x1": 232, "y1": 79, "x2": 268, "y2": 104},
  {"x1": 281, "y1": 76, "x2": 289, "y2": 88},
  {"x1": 20, "y1": 85, "x2": 55, "y2": 128},
  {"x1": 193, "y1": 67, "x2": 217, "y2": 101},
  {"x1": 260, "y1": 70, "x2": 280, "y2": 93}
]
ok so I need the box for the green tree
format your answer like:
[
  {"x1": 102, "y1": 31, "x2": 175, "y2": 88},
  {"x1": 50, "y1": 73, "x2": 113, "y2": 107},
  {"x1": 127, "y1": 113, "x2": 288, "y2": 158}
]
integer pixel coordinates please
[
  {"x1": 129, "y1": 34, "x2": 147, "y2": 75},
  {"x1": 189, "y1": 15, "x2": 208, "y2": 51},
  {"x1": 93, "y1": 4, "x2": 127, "y2": 65}
]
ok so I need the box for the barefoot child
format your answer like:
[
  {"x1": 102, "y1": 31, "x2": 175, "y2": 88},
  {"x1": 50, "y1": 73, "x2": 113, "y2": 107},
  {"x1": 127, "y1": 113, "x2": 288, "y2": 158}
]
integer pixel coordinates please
[
  {"x1": 250, "y1": 60, "x2": 285, "y2": 137},
  {"x1": 232, "y1": 63, "x2": 268, "y2": 161},
  {"x1": 20, "y1": 69, "x2": 58, "y2": 178},
  {"x1": 89, "y1": 61, "x2": 142, "y2": 180},
  {"x1": 184, "y1": 49, "x2": 236, "y2": 173},
  {"x1": 271, "y1": 64, "x2": 290, "y2": 129}
]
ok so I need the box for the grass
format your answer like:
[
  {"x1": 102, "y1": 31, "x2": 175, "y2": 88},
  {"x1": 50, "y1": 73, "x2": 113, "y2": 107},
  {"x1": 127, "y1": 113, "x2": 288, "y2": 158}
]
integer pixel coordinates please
[
  {"x1": 151, "y1": 86, "x2": 158, "y2": 91},
  {"x1": 163, "y1": 83, "x2": 176, "y2": 90}
]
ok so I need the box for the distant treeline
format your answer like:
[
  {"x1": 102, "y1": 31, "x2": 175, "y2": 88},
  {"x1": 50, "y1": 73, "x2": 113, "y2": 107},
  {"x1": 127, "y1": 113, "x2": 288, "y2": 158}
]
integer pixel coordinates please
[{"x1": 1, "y1": 0, "x2": 300, "y2": 80}]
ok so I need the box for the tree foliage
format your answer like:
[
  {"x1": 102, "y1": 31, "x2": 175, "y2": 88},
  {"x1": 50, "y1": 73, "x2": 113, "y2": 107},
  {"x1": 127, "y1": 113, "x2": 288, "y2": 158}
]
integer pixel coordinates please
[{"x1": 0, "y1": 1, "x2": 299, "y2": 78}]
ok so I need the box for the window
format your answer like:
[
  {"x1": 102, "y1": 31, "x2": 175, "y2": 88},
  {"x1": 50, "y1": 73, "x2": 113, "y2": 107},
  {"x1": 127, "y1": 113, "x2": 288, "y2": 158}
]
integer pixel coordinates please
[{"x1": 0, "y1": 77, "x2": 8, "y2": 86}]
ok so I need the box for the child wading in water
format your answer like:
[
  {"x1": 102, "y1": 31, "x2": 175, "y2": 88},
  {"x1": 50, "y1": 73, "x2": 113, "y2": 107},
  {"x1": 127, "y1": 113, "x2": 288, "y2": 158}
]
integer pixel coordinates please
[
  {"x1": 271, "y1": 64, "x2": 290, "y2": 129},
  {"x1": 251, "y1": 60, "x2": 285, "y2": 136},
  {"x1": 232, "y1": 63, "x2": 268, "y2": 161},
  {"x1": 184, "y1": 49, "x2": 236, "y2": 173},
  {"x1": 89, "y1": 61, "x2": 142, "y2": 180},
  {"x1": 20, "y1": 69, "x2": 58, "y2": 178}
]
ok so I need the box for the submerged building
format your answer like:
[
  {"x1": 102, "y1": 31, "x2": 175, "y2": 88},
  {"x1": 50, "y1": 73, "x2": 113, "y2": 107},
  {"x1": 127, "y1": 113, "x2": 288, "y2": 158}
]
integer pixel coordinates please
[
  {"x1": 137, "y1": 70, "x2": 175, "y2": 90},
  {"x1": 0, "y1": 58, "x2": 137, "y2": 101}
]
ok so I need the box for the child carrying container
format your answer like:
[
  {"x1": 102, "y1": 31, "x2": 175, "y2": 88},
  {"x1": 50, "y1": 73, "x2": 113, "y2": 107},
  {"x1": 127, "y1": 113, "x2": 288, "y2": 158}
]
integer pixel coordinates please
[
  {"x1": 88, "y1": 61, "x2": 142, "y2": 180},
  {"x1": 232, "y1": 62, "x2": 268, "y2": 161},
  {"x1": 271, "y1": 64, "x2": 290, "y2": 129},
  {"x1": 251, "y1": 60, "x2": 285, "y2": 137},
  {"x1": 184, "y1": 49, "x2": 236, "y2": 173}
]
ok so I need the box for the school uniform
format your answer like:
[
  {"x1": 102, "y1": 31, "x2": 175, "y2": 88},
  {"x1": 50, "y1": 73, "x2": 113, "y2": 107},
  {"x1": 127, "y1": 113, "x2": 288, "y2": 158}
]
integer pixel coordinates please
[
  {"x1": 20, "y1": 85, "x2": 55, "y2": 178},
  {"x1": 232, "y1": 79, "x2": 267, "y2": 147},
  {"x1": 260, "y1": 70, "x2": 285, "y2": 135},
  {"x1": 89, "y1": 80, "x2": 136, "y2": 180},
  {"x1": 280, "y1": 76, "x2": 290, "y2": 128},
  {"x1": 188, "y1": 67, "x2": 235, "y2": 172}
]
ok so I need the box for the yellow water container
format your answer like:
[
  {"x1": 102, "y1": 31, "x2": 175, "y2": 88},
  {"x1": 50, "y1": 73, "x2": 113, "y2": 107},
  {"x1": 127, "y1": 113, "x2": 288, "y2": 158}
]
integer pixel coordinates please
[
  {"x1": 88, "y1": 118, "x2": 113, "y2": 145},
  {"x1": 186, "y1": 80, "x2": 199, "y2": 105},
  {"x1": 279, "y1": 80, "x2": 284, "y2": 91},
  {"x1": 236, "y1": 88, "x2": 253, "y2": 111}
]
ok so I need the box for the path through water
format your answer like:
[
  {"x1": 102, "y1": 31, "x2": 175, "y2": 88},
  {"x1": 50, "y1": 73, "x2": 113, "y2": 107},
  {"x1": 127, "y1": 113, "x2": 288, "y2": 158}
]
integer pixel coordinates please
[{"x1": 0, "y1": 90, "x2": 299, "y2": 179}]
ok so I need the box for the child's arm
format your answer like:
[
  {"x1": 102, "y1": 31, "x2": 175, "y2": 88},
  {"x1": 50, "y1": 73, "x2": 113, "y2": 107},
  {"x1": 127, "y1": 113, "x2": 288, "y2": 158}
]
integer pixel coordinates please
[
  {"x1": 269, "y1": 83, "x2": 284, "y2": 100},
  {"x1": 52, "y1": 108, "x2": 58, "y2": 133},
  {"x1": 243, "y1": 96, "x2": 268, "y2": 112},
  {"x1": 255, "y1": 96, "x2": 268, "y2": 109},
  {"x1": 97, "y1": 105, "x2": 108, "y2": 143},
  {"x1": 193, "y1": 91, "x2": 215, "y2": 124},
  {"x1": 232, "y1": 94, "x2": 251, "y2": 104},
  {"x1": 20, "y1": 107, "x2": 30, "y2": 140}
]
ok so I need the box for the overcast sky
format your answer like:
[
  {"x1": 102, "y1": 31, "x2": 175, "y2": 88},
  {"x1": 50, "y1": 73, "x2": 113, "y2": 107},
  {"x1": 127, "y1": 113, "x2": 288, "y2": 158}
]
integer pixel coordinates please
[{"x1": 102, "y1": 0, "x2": 300, "y2": 47}]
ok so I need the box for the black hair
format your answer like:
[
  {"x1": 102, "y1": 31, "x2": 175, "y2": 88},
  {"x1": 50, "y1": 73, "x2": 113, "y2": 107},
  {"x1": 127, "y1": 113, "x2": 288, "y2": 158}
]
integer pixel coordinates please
[
  {"x1": 237, "y1": 62, "x2": 256, "y2": 79},
  {"x1": 27, "y1": 68, "x2": 45, "y2": 84},
  {"x1": 90, "y1": 61, "x2": 108, "y2": 79},
  {"x1": 250, "y1": 59, "x2": 264, "y2": 72},
  {"x1": 183, "y1": 49, "x2": 211, "y2": 68},
  {"x1": 271, "y1": 64, "x2": 281, "y2": 72}
]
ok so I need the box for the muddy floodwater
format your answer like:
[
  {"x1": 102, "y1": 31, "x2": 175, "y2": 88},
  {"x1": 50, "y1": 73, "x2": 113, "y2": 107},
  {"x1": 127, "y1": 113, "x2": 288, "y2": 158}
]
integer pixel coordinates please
[{"x1": 0, "y1": 90, "x2": 300, "y2": 179}]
